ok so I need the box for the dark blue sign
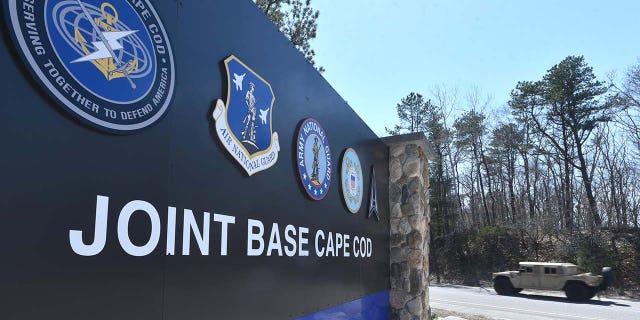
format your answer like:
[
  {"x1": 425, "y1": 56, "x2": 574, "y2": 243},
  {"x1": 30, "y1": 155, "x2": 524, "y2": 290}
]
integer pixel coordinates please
[{"x1": 1, "y1": 1, "x2": 390, "y2": 319}]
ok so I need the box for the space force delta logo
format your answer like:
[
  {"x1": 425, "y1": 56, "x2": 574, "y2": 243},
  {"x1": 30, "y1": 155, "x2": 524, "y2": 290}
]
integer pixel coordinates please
[
  {"x1": 6, "y1": 0, "x2": 175, "y2": 133},
  {"x1": 213, "y1": 56, "x2": 280, "y2": 176}
]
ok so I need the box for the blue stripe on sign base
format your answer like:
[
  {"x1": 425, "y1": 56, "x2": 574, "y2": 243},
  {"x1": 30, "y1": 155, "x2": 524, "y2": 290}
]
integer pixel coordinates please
[{"x1": 296, "y1": 290, "x2": 389, "y2": 320}]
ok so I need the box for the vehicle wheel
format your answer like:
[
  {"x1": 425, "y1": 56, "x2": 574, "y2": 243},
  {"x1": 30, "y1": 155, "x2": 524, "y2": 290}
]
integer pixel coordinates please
[
  {"x1": 565, "y1": 282, "x2": 592, "y2": 301},
  {"x1": 494, "y1": 277, "x2": 515, "y2": 295}
]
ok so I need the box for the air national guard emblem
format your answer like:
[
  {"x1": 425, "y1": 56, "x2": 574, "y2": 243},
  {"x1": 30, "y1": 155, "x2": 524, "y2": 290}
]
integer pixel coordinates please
[
  {"x1": 5, "y1": 0, "x2": 175, "y2": 133},
  {"x1": 341, "y1": 148, "x2": 363, "y2": 213},
  {"x1": 212, "y1": 56, "x2": 280, "y2": 176},
  {"x1": 297, "y1": 118, "x2": 332, "y2": 201}
]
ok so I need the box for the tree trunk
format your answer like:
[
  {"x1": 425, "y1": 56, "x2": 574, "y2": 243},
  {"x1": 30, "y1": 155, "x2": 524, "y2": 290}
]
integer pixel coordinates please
[
  {"x1": 533, "y1": 155, "x2": 540, "y2": 218},
  {"x1": 571, "y1": 127, "x2": 601, "y2": 227},
  {"x1": 469, "y1": 168, "x2": 478, "y2": 228},
  {"x1": 561, "y1": 123, "x2": 574, "y2": 229},
  {"x1": 480, "y1": 142, "x2": 497, "y2": 224},
  {"x1": 522, "y1": 128, "x2": 535, "y2": 219},
  {"x1": 473, "y1": 143, "x2": 491, "y2": 225},
  {"x1": 508, "y1": 155, "x2": 517, "y2": 223},
  {"x1": 448, "y1": 149, "x2": 463, "y2": 231}
]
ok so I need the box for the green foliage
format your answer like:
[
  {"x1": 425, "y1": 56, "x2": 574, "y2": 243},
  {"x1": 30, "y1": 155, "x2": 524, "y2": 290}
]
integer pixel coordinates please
[
  {"x1": 508, "y1": 56, "x2": 613, "y2": 228},
  {"x1": 470, "y1": 226, "x2": 522, "y2": 275},
  {"x1": 424, "y1": 101, "x2": 451, "y2": 146},
  {"x1": 575, "y1": 247, "x2": 604, "y2": 274},
  {"x1": 543, "y1": 56, "x2": 611, "y2": 134},
  {"x1": 425, "y1": 100, "x2": 454, "y2": 237},
  {"x1": 255, "y1": 0, "x2": 323, "y2": 72},
  {"x1": 398, "y1": 56, "x2": 640, "y2": 292},
  {"x1": 574, "y1": 241, "x2": 606, "y2": 273},
  {"x1": 430, "y1": 229, "x2": 640, "y2": 291},
  {"x1": 490, "y1": 123, "x2": 523, "y2": 158},
  {"x1": 571, "y1": 233, "x2": 617, "y2": 275},
  {"x1": 431, "y1": 227, "x2": 522, "y2": 285},
  {"x1": 453, "y1": 110, "x2": 486, "y2": 152},
  {"x1": 385, "y1": 92, "x2": 431, "y2": 135},
  {"x1": 510, "y1": 56, "x2": 611, "y2": 147}
]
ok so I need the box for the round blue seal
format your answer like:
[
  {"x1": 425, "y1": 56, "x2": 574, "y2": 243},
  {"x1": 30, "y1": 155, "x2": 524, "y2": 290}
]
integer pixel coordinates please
[
  {"x1": 341, "y1": 148, "x2": 363, "y2": 213},
  {"x1": 297, "y1": 118, "x2": 332, "y2": 201},
  {"x1": 6, "y1": 0, "x2": 175, "y2": 133}
]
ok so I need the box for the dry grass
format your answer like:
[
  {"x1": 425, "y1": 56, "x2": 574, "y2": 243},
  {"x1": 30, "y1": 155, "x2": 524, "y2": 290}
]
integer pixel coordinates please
[{"x1": 431, "y1": 307, "x2": 495, "y2": 320}]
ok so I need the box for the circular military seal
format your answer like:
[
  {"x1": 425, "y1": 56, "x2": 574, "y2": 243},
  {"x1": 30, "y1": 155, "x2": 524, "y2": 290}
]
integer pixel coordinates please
[
  {"x1": 341, "y1": 148, "x2": 363, "y2": 213},
  {"x1": 297, "y1": 118, "x2": 332, "y2": 201},
  {"x1": 5, "y1": 0, "x2": 175, "y2": 133}
]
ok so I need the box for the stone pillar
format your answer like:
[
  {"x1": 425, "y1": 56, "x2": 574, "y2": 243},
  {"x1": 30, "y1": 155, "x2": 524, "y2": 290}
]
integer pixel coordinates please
[{"x1": 382, "y1": 133, "x2": 431, "y2": 320}]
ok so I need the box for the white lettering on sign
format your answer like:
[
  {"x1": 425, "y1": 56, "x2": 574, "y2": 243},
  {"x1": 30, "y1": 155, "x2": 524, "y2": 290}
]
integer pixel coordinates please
[
  {"x1": 182, "y1": 210, "x2": 210, "y2": 256},
  {"x1": 267, "y1": 223, "x2": 282, "y2": 257},
  {"x1": 166, "y1": 206, "x2": 177, "y2": 255},
  {"x1": 247, "y1": 219, "x2": 264, "y2": 256},
  {"x1": 117, "y1": 199, "x2": 161, "y2": 256},
  {"x1": 69, "y1": 195, "x2": 237, "y2": 257},
  {"x1": 214, "y1": 214, "x2": 236, "y2": 256},
  {"x1": 69, "y1": 195, "x2": 109, "y2": 256},
  {"x1": 284, "y1": 224, "x2": 297, "y2": 257},
  {"x1": 69, "y1": 195, "x2": 375, "y2": 258}
]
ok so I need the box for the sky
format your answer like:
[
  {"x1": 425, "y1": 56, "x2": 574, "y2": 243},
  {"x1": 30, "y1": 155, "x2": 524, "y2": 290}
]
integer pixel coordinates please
[{"x1": 310, "y1": 0, "x2": 640, "y2": 137}]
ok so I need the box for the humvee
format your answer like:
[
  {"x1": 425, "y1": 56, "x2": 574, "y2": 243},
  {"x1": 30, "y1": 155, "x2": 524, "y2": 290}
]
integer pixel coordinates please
[{"x1": 492, "y1": 262, "x2": 613, "y2": 301}]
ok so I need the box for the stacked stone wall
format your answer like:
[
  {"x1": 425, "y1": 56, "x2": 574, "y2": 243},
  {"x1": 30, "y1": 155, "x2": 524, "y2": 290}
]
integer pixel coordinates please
[{"x1": 386, "y1": 138, "x2": 431, "y2": 320}]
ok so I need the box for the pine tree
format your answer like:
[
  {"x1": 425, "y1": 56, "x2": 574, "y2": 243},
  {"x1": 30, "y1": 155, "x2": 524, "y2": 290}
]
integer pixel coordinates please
[{"x1": 255, "y1": 0, "x2": 323, "y2": 72}]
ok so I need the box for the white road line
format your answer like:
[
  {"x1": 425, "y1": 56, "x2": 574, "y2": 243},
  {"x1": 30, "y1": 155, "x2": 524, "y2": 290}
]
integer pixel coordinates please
[{"x1": 431, "y1": 298, "x2": 608, "y2": 320}]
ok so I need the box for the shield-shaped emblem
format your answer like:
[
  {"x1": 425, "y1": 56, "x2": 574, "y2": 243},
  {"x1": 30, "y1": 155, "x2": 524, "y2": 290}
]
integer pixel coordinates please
[{"x1": 212, "y1": 56, "x2": 280, "y2": 175}]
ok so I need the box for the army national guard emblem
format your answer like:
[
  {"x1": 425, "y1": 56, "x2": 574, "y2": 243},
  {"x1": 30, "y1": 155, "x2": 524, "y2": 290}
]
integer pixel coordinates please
[
  {"x1": 297, "y1": 118, "x2": 332, "y2": 201},
  {"x1": 213, "y1": 56, "x2": 280, "y2": 176},
  {"x1": 341, "y1": 148, "x2": 363, "y2": 213},
  {"x1": 6, "y1": 0, "x2": 175, "y2": 133}
]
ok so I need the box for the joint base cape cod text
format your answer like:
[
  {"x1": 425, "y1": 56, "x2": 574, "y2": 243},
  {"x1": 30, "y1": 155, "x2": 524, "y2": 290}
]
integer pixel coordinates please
[{"x1": 70, "y1": 195, "x2": 374, "y2": 258}]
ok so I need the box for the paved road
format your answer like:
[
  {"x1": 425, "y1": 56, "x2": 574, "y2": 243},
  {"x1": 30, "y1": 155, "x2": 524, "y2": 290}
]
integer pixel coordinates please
[{"x1": 430, "y1": 284, "x2": 640, "y2": 320}]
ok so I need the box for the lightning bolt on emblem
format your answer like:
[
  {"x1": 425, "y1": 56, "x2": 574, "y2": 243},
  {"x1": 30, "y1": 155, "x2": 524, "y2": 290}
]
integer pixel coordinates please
[
  {"x1": 71, "y1": 30, "x2": 137, "y2": 63},
  {"x1": 73, "y1": 0, "x2": 137, "y2": 89}
]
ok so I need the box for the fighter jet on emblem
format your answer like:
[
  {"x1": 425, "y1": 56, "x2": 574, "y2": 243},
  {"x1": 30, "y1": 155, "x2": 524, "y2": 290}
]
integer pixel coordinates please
[{"x1": 212, "y1": 56, "x2": 280, "y2": 176}]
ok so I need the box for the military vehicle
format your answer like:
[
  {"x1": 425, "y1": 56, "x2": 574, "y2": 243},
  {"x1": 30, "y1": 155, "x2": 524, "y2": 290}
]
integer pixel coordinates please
[{"x1": 492, "y1": 262, "x2": 613, "y2": 301}]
